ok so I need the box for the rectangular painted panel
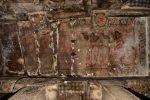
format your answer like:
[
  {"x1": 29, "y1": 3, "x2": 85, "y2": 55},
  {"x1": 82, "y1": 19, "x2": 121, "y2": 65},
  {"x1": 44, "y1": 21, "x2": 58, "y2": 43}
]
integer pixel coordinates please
[
  {"x1": 73, "y1": 13, "x2": 149, "y2": 77},
  {"x1": 0, "y1": 10, "x2": 149, "y2": 78},
  {"x1": 58, "y1": 19, "x2": 72, "y2": 75},
  {"x1": 18, "y1": 21, "x2": 38, "y2": 76},
  {"x1": 56, "y1": 13, "x2": 149, "y2": 77},
  {"x1": 0, "y1": 22, "x2": 24, "y2": 75},
  {"x1": 38, "y1": 28, "x2": 55, "y2": 75}
]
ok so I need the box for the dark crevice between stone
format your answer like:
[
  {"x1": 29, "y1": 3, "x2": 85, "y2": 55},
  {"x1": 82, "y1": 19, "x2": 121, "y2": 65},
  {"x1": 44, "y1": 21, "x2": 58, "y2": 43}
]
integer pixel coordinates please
[
  {"x1": 126, "y1": 88, "x2": 150, "y2": 100},
  {"x1": 0, "y1": 93, "x2": 14, "y2": 100}
]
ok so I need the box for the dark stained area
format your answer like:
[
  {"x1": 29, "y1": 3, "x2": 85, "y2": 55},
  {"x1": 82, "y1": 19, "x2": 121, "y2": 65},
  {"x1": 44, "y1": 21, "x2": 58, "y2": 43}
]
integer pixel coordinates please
[{"x1": 0, "y1": 22, "x2": 24, "y2": 75}]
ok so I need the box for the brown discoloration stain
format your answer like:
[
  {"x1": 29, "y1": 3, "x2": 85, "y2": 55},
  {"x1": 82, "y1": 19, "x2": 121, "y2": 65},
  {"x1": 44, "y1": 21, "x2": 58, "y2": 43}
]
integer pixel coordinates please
[{"x1": 6, "y1": 32, "x2": 24, "y2": 72}]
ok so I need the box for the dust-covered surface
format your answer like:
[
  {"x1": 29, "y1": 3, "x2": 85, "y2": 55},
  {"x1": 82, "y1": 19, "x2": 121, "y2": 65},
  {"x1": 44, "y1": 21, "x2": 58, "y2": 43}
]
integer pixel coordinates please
[
  {"x1": 8, "y1": 81, "x2": 140, "y2": 100},
  {"x1": 0, "y1": 78, "x2": 149, "y2": 99}
]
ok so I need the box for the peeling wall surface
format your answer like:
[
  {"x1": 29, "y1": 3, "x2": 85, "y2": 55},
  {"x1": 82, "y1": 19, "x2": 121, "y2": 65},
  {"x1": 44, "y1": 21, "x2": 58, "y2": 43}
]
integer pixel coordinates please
[
  {"x1": 0, "y1": 0, "x2": 149, "y2": 77},
  {"x1": 0, "y1": 0, "x2": 150, "y2": 99}
]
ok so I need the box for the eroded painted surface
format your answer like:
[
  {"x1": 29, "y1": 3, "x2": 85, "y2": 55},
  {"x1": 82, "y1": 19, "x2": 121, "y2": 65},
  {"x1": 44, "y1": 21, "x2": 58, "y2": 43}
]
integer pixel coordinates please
[
  {"x1": 0, "y1": 14, "x2": 149, "y2": 77},
  {"x1": 0, "y1": 0, "x2": 149, "y2": 77},
  {"x1": 0, "y1": 22, "x2": 24, "y2": 75},
  {"x1": 18, "y1": 21, "x2": 37, "y2": 75},
  {"x1": 57, "y1": 14, "x2": 148, "y2": 77}
]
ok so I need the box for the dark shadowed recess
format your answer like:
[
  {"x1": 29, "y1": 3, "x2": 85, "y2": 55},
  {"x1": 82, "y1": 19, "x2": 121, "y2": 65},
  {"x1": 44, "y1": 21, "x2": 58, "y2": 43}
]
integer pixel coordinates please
[
  {"x1": 0, "y1": 93, "x2": 14, "y2": 100},
  {"x1": 126, "y1": 88, "x2": 150, "y2": 100}
]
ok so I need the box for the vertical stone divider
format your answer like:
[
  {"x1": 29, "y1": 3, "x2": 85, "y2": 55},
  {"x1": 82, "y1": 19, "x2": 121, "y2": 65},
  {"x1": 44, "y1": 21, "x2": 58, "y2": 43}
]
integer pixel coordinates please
[
  {"x1": 17, "y1": 24, "x2": 26, "y2": 74},
  {"x1": 27, "y1": 12, "x2": 57, "y2": 76},
  {"x1": 51, "y1": 21, "x2": 60, "y2": 75},
  {"x1": 34, "y1": 30, "x2": 41, "y2": 75},
  {"x1": 70, "y1": 19, "x2": 77, "y2": 76}
]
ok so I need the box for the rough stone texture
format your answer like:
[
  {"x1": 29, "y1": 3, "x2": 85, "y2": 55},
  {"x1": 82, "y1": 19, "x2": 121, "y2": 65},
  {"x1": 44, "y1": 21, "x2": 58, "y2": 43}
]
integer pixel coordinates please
[
  {"x1": 0, "y1": 0, "x2": 150, "y2": 99},
  {"x1": 8, "y1": 81, "x2": 140, "y2": 100},
  {"x1": 0, "y1": 0, "x2": 149, "y2": 77},
  {"x1": 92, "y1": 0, "x2": 121, "y2": 9}
]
